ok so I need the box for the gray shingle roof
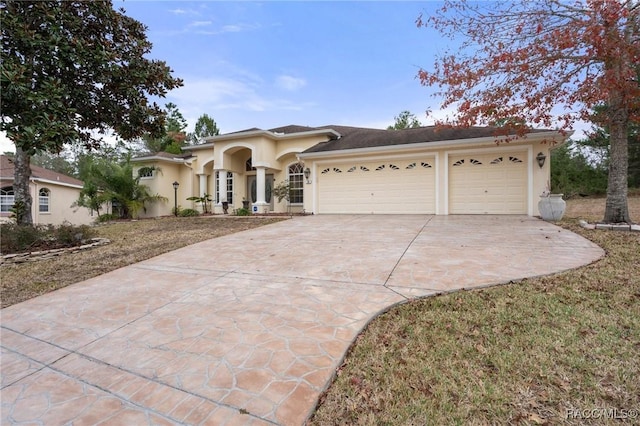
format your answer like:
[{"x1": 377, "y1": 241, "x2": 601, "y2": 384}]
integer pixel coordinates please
[
  {"x1": 195, "y1": 124, "x2": 557, "y2": 154},
  {"x1": 268, "y1": 125, "x2": 321, "y2": 134},
  {"x1": 131, "y1": 151, "x2": 194, "y2": 161},
  {"x1": 303, "y1": 125, "x2": 552, "y2": 153}
]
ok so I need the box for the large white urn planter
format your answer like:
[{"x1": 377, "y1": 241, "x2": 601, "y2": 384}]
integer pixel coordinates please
[{"x1": 538, "y1": 194, "x2": 566, "y2": 221}]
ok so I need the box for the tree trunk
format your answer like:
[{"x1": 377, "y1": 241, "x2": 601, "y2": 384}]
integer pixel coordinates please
[
  {"x1": 603, "y1": 109, "x2": 630, "y2": 224},
  {"x1": 13, "y1": 147, "x2": 33, "y2": 225}
]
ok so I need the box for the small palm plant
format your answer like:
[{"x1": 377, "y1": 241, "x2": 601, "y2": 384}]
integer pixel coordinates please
[
  {"x1": 76, "y1": 157, "x2": 167, "y2": 219},
  {"x1": 186, "y1": 193, "x2": 212, "y2": 213}
]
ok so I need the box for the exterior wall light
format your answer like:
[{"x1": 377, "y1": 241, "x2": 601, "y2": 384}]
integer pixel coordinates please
[
  {"x1": 304, "y1": 167, "x2": 311, "y2": 184},
  {"x1": 172, "y1": 181, "x2": 179, "y2": 216},
  {"x1": 536, "y1": 152, "x2": 547, "y2": 168}
]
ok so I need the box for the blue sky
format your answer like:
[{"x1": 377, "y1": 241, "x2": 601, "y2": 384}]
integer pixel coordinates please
[
  {"x1": 0, "y1": 1, "x2": 588, "y2": 153},
  {"x1": 118, "y1": 0, "x2": 445, "y2": 133},
  {"x1": 3, "y1": 1, "x2": 446, "y2": 152}
]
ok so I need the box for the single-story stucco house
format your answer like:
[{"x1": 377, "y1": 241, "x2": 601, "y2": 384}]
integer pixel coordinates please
[
  {"x1": 131, "y1": 125, "x2": 567, "y2": 217},
  {"x1": 0, "y1": 155, "x2": 95, "y2": 225}
]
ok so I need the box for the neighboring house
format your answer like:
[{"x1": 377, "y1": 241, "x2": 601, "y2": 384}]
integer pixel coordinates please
[
  {"x1": 0, "y1": 155, "x2": 95, "y2": 225},
  {"x1": 131, "y1": 125, "x2": 568, "y2": 217}
]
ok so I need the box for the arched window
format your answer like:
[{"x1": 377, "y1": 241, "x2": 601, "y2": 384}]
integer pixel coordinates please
[
  {"x1": 288, "y1": 163, "x2": 304, "y2": 204},
  {"x1": 39, "y1": 188, "x2": 50, "y2": 213},
  {"x1": 1, "y1": 186, "x2": 14, "y2": 212}
]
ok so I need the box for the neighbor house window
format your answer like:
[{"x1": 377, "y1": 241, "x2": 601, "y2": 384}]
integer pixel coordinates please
[
  {"x1": 38, "y1": 188, "x2": 50, "y2": 213},
  {"x1": 288, "y1": 163, "x2": 304, "y2": 204},
  {"x1": 215, "y1": 171, "x2": 233, "y2": 204},
  {"x1": 1, "y1": 186, "x2": 14, "y2": 212}
]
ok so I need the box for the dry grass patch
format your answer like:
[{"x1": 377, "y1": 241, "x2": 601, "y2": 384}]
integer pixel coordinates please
[
  {"x1": 1, "y1": 216, "x2": 285, "y2": 308},
  {"x1": 310, "y1": 198, "x2": 640, "y2": 425},
  {"x1": 564, "y1": 195, "x2": 640, "y2": 223}
]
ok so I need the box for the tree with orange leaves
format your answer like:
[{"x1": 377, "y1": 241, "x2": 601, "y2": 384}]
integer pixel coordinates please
[{"x1": 418, "y1": 0, "x2": 639, "y2": 224}]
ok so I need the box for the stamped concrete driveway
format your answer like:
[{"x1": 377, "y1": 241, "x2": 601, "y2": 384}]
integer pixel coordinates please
[{"x1": 1, "y1": 215, "x2": 603, "y2": 425}]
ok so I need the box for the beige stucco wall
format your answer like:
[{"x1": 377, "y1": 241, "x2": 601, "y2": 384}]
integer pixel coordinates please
[
  {"x1": 0, "y1": 180, "x2": 95, "y2": 225},
  {"x1": 186, "y1": 134, "x2": 326, "y2": 213},
  {"x1": 134, "y1": 131, "x2": 562, "y2": 217},
  {"x1": 34, "y1": 182, "x2": 96, "y2": 225},
  {"x1": 134, "y1": 161, "x2": 193, "y2": 218},
  {"x1": 301, "y1": 134, "x2": 560, "y2": 216}
]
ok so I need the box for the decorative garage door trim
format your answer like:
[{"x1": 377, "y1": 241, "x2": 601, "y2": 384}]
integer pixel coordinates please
[
  {"x1": 316, "y1": 157, "x2": 437, "y2": 214},
  {"x1": 446, "y1": 147, "x2": 532, "y2": 215}
]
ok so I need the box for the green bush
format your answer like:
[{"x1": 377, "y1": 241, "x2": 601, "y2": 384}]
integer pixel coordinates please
[
  {"x1": 235, "y1": 208, "x2": 251, "y2": 216},
  {"x1": 54, "y1": 222, "x2": 96, "y2": 245},
  {"x1": 550, "y1": 142, "x2": 608, "y2": 197},
  {"x1": 179, "y1": 208, "x2": 200, "y2": 217},
  {"x1": 97, "y1": 213, "x2": 119, "y2": 223},
  {"x1": 0, "y1": 223, "x2": 41, "y2": 253},
  {"x1": 0, "y1": 222, "x2": 96, "y2": 254}
]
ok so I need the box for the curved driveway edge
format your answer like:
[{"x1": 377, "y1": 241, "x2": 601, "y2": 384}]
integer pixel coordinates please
[{"x1": 1, "y1": 215, "x2": 604, "y2": 425}]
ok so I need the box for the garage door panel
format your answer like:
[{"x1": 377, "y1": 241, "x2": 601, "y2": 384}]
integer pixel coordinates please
[
  {"x1": 449, "y1": 152, "x2": 527, "y2": 214},
  {"x1": 318, "y1": 160, "x2": 435, "y2": 214}
]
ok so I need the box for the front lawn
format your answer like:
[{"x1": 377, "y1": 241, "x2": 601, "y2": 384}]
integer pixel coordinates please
[{"x1": 310, "y1": 197, "x2": 640, "y2": 425}]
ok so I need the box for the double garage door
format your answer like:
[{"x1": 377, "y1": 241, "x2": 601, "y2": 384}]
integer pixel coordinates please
[
  {"x1": 318, "y1": 159, "x2": 435, "y2": 214},
  {"x1": 448, "y1": 152, "x2": 528, "y2": 214},
  {"x1": 316, "y1": 152, "x2": 528, "y2": 214}
]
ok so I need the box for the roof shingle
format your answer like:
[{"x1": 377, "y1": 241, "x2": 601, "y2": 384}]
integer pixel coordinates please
[
  {"x1": 303, "y1": 125, "x2": 552, "y2": 153},
  {"x1": 0, "y1": 155, "x2": 83, "y2": 187}
]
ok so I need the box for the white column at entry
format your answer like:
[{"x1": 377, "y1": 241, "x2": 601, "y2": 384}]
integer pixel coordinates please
[
  {"x1": 217, "y1": 170, "x2": 228, "y2": 202},
  {"x1": 199, "y1": 174, "x2": 208, "y2": 197},
  {"x1": 216, "y1": 170, "x2": 229, "y2": 214},
  {"x1": 253, "y1": 166, "x2": 269, "y2": 213}
]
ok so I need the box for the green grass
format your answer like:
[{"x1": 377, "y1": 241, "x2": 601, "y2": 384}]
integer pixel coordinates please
[{"x1": 310, "y1": 219, "x2": 639, "y2": 425}]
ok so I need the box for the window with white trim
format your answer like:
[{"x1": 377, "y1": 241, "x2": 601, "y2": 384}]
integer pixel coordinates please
[
  {"x1": 215, "y1": 171, "x2": 233, "y2": 204},
  {"x1": 1, "y1": 186, "x2": 14, "y2": 213},
  {"x1": 39, "y1": 188, "x2": 50, "y2": 213},
  {"x1": 288, "y1": 163, "x2": 304, "y2": 204}
]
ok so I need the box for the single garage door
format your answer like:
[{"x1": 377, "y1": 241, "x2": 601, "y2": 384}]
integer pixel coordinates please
[
  {"x1": 449, "y1": 152, "x2": 527, "y2": 214},
  {"x1": 318, "y1": 159, "x2": 435, "y2": 214}
]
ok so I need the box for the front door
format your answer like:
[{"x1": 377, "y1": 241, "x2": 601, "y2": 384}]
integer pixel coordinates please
[{"x1": 247, "y1": 174, "x2": 274, "y2": 210}]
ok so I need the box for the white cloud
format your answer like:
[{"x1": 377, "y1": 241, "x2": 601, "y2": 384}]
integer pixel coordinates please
[
  {"x1": 0, "y1": 132, "x2": 14, "y2": 154},
  {"x1": 194, "y1": 23, "x2": 261, "y2": 36},
  {"x1": 165, "y1": 73, "x2": 315, "y2": 132},
  {"x1": 221, "y1": 24, "x2": 246, "y2": 33},
  {"x1": 276, "y1": 75, "x2": 307, "y2": 91},
  {"x1": 425, "y1": 104, "x2": 459, "y2": 125},
  {"x1": 569, "y1": 119, "x2": 591, "y2": 141},
  {"x1": 189, "y1": 21, "x2": 212, "y2": 28},
  {"x1": 168, "y1": 8, "x2": 203, "y2": 16}
]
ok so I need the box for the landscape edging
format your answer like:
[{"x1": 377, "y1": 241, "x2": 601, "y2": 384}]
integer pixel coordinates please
[{"x1": 1, "y1": 238, "x2": 111, "y2": 265}]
